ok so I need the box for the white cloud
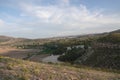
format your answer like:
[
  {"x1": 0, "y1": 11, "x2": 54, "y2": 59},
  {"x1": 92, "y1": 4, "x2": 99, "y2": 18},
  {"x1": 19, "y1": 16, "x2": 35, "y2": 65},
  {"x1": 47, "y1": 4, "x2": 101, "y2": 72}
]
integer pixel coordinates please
[
  {"x1": 20, "y1": 3, "x2": 120, "y2": 27},
  {"x1": 62, "y1": 0, "x2": 69, "y2": 4},
  {"x1": 60, "y1": 0, "x2": 70, "y2": 6},
  {"x1": 0, "y1": 19, "x2": 4, "y2": 26},
  {"x1": 0, "y1": 0, "x2": 120, "y2": 38}
]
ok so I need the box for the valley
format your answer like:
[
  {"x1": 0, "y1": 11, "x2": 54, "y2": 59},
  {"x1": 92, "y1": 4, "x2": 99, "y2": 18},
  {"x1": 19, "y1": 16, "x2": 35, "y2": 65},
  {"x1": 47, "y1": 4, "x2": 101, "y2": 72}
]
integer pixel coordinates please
[
  {"x1": 1, "y1": 0, "x2": 120, "y2": 79},
  {"x1": 0, "y1": 29, "x2": 120, "y2": 80}
]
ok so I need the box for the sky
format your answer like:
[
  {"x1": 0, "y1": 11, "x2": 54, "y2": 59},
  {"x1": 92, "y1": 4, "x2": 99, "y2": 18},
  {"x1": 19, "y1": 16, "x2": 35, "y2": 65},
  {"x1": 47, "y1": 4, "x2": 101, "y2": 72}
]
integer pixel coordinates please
[{"x1": 0, "y1": 0, "x2": 120, "y2": 38}]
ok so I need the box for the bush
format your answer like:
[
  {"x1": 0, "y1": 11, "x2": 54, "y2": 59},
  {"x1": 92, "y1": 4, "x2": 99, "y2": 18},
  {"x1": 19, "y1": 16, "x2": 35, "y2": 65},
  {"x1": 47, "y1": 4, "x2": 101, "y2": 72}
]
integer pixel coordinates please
[{"x1": 58, "y1": 48, "x2": 85, "y2": 63}]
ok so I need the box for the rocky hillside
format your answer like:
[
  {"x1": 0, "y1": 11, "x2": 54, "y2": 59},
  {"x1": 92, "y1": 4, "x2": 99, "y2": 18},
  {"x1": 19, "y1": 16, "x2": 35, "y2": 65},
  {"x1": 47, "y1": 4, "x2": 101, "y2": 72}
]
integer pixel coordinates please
[{"x1": 0, "y1": 56, "x2": 120, "y2": 80}]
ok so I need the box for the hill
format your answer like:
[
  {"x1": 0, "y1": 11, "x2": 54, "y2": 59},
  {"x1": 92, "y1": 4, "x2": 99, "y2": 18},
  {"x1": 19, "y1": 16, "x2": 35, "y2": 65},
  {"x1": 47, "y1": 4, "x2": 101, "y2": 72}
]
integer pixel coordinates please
[
  {"x1": 0, "y1": 36, "x2": 14, "y2": 42},
  {"x1": 97, "y1": 30, "x2": 120, "y2": 44},
  {"x1": 0, "y1": 56, "x2": 120, "y2": 80},
  {"x1": 49, "y1": 29, "x2": 120, "y2": 70},
  {"x1": 75, "y1": 30, "x2": 120, "y2": 70},
  {"x1": 0, "y1": 29, "x2": 119, "y2": 47},
  {"x1": 110, "y1": 29, "x2": 120, "y2": 33},
  {"x1": 0, "y1": 36, "x2": 66, "y2": 48},
  {"x1": 0, "y1": 29, "x2": 120, "y2": 69}
]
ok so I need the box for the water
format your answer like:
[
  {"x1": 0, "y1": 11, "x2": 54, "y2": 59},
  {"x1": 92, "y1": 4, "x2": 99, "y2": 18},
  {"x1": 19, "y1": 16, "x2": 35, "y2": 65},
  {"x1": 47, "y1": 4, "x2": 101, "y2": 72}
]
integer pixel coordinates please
[{"x1": 42, "y1": 55, "x2": 61, "y2": 63}]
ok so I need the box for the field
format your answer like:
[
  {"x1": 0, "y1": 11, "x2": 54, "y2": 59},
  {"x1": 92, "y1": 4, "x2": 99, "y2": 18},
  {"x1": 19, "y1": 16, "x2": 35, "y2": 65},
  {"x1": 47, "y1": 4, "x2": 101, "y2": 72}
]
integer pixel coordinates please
[{"x1": 0, "y1": 47, "x2": 50, "y2": 62}]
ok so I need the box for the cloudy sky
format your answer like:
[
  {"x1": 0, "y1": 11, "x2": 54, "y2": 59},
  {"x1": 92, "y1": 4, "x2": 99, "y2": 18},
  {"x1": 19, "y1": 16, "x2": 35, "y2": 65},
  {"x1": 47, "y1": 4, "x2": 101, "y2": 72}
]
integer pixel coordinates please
[{"x1": 0, "y1": 0, "x2": 120, "y2": 38}]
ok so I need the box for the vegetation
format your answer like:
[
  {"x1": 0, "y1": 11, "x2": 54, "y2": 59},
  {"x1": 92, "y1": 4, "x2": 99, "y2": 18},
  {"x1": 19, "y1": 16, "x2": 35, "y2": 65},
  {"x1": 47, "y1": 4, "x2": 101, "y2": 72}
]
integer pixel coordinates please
[
  {"x1": 97, "y1": 33, "x2": 120, "y2": 44},
  {"x1": 0, "y1": 56, "x2": 120, "y2": 80},
  {"x1": 82, "y1": 47, "x2": 120, "y2": 69},
  {"x1": 16, "y1": 44, "x2": 42, "y2": 49},
  {"x1": 79, "y1": 32, "x2": 120, "y2": 70},
  {"x1": 0, "y1": 29, "x2": 120, "y2": 80},
  {"x1": 42, "y1": 42, "x2": 67, "y2": 55},
  {"x1": 58, "y1": 48, "x2": 85, "y2": 63}
]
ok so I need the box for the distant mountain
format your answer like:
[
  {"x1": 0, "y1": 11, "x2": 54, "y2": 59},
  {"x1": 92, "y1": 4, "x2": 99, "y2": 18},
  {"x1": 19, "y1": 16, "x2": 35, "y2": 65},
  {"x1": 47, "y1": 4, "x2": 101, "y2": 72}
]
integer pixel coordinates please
[
  {"x1": 0, "y1": 36, "x2": 58, "y2": 47},
  {"x1": 0, "y1": 35, "x2": 31, "y2": 46},
  {"x1": 0, "y1": 29, "x2": 119, "y2": 46}
]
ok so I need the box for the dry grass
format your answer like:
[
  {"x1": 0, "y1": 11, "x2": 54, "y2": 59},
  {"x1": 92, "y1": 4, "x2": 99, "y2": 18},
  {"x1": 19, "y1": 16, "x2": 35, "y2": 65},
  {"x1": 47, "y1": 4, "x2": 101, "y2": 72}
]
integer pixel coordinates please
[
  {"x1": 0, "y1": 48, "x2": 40, "y2": 59},
  {"x1": 0, "y1": 56, "x2": 120, "y2": 80}
]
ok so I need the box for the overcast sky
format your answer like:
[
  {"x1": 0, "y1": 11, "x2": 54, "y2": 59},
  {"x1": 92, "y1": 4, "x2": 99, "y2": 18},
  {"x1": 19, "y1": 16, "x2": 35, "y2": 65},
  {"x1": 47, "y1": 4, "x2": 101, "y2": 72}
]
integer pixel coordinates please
[{"x1": 0, "y1": 0, "x2": 120, "y2": 38}]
